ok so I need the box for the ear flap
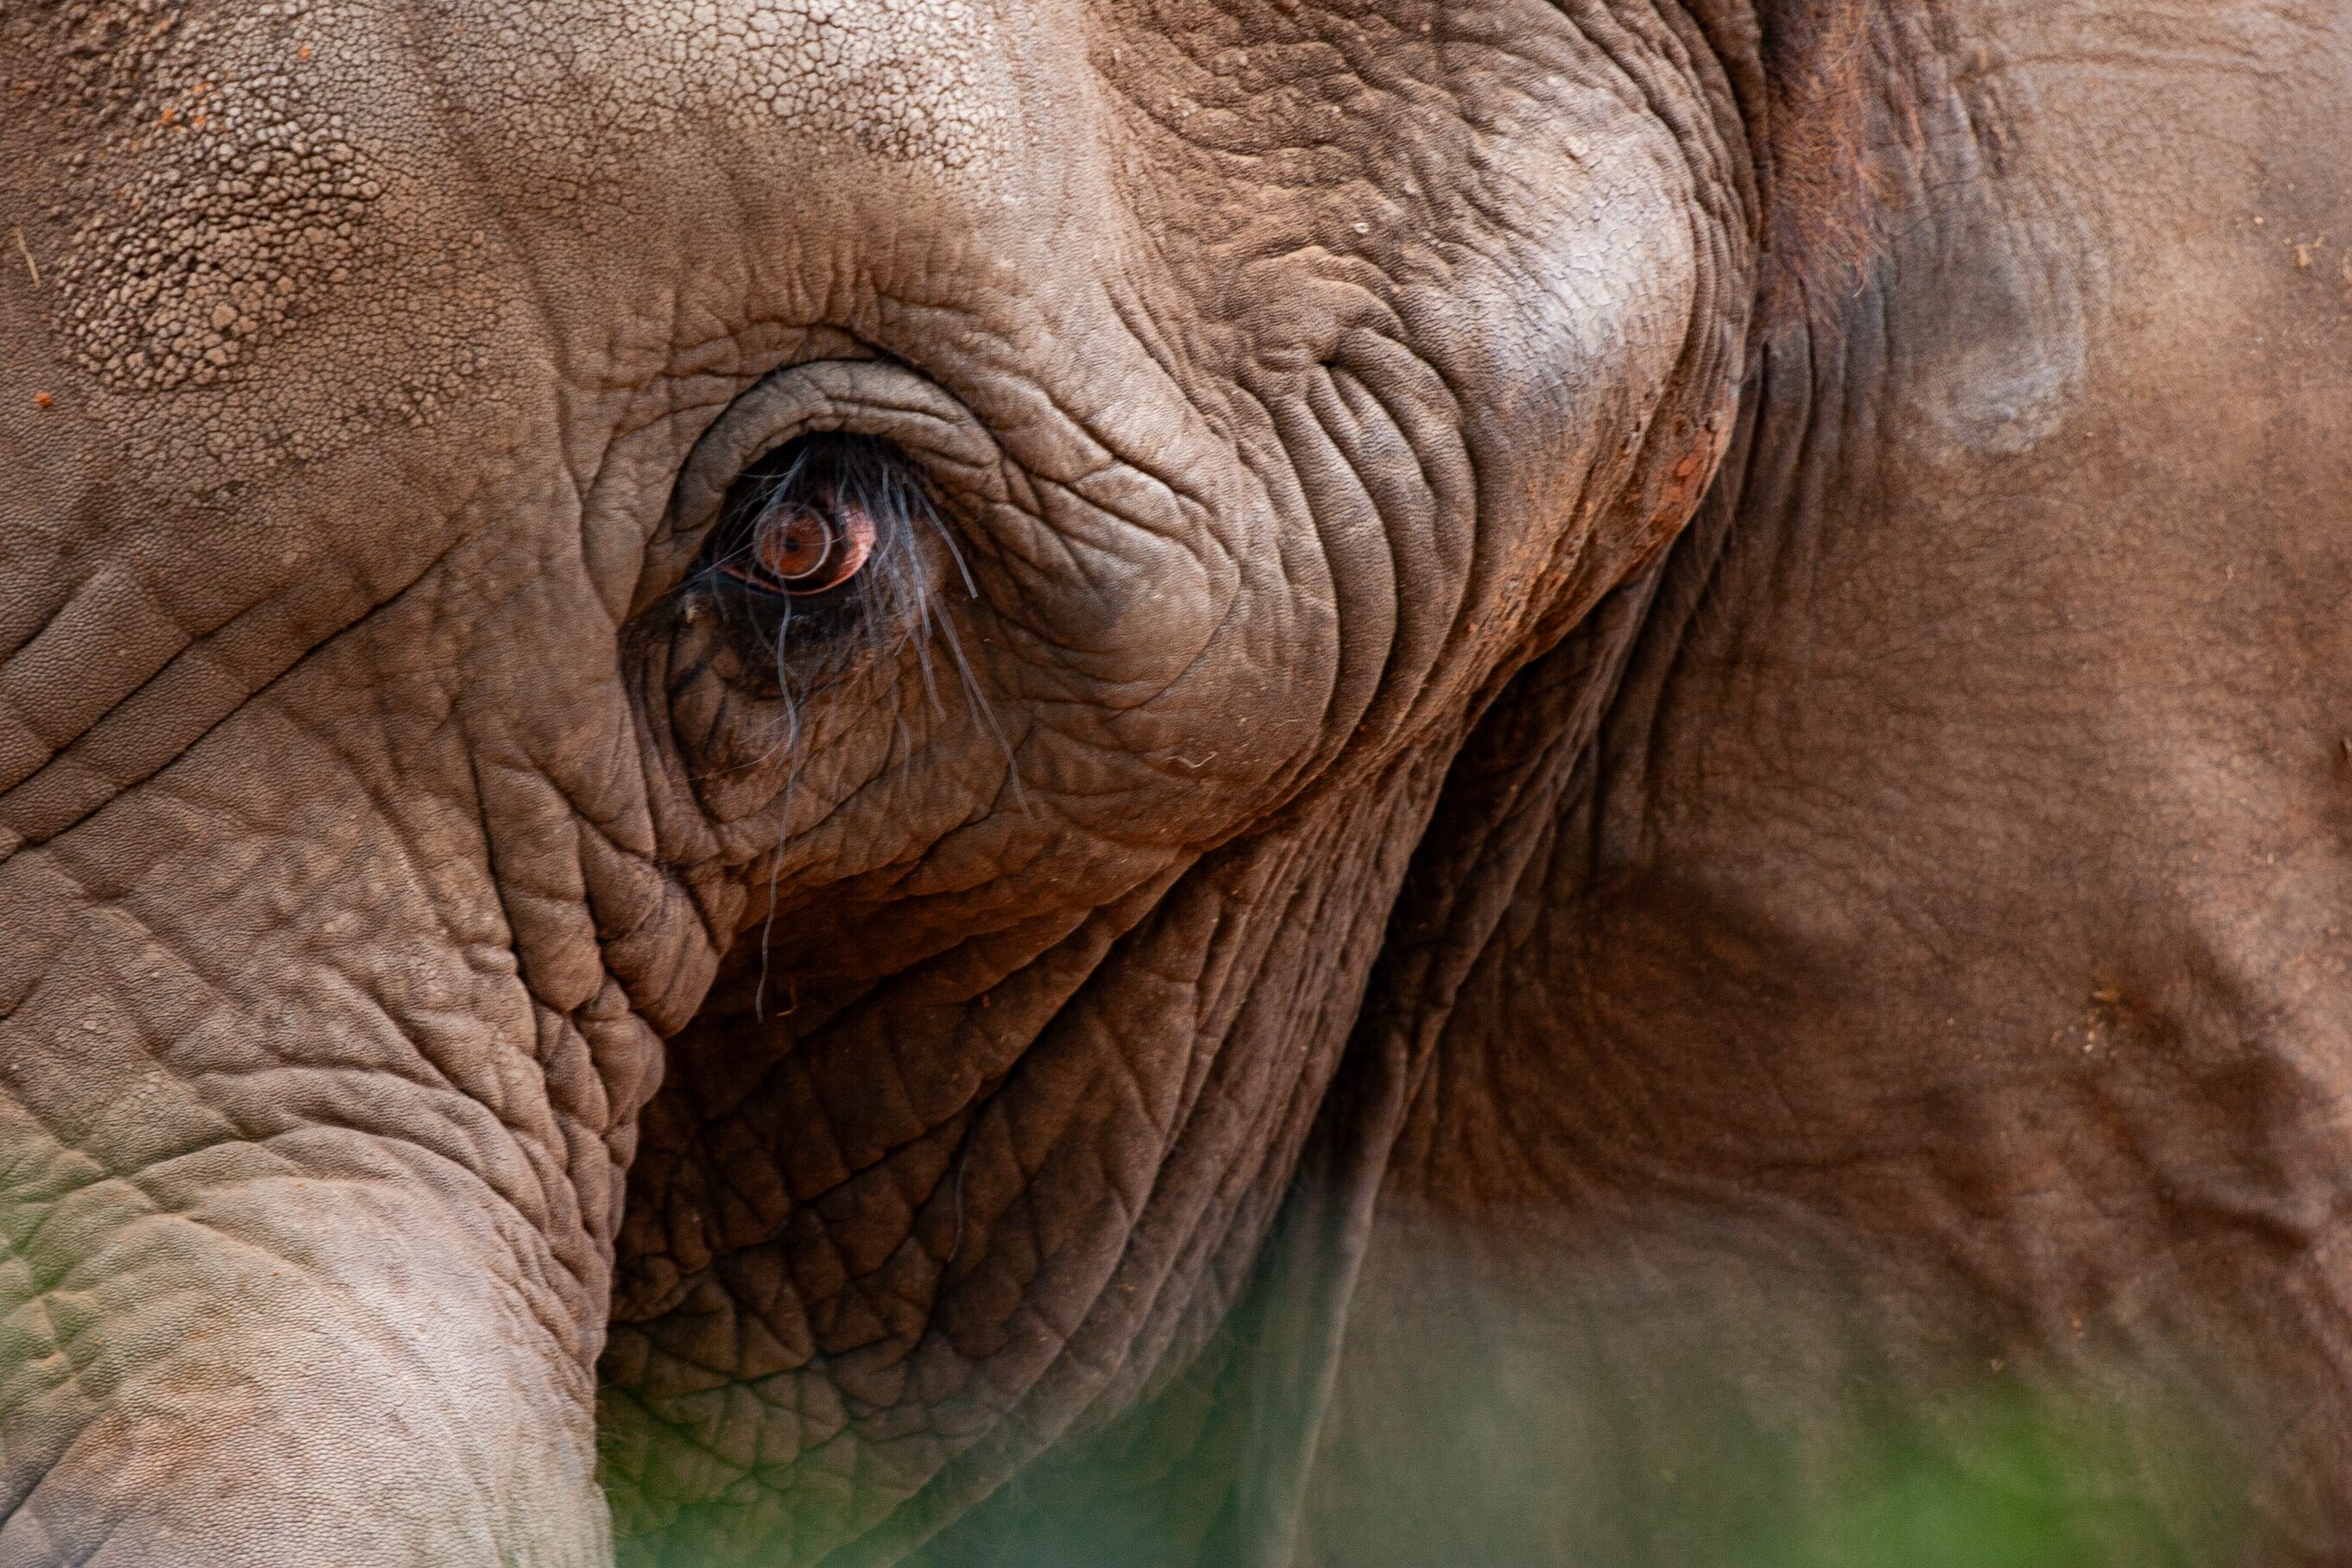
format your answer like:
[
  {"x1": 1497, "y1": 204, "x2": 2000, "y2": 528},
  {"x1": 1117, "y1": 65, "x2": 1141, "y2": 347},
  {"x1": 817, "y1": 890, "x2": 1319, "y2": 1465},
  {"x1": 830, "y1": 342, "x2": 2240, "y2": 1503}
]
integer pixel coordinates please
[{"x1": 1210, "y1": 556, "x2": 1684, "y2": 1565}]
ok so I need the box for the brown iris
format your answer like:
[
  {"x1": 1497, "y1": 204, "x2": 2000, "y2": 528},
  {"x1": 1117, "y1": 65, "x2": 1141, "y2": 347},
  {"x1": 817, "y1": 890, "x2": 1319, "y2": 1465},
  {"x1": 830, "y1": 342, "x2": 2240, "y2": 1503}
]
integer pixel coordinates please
[{"x1": 722, "y1": 486, "x2": 877, "y2": 595}]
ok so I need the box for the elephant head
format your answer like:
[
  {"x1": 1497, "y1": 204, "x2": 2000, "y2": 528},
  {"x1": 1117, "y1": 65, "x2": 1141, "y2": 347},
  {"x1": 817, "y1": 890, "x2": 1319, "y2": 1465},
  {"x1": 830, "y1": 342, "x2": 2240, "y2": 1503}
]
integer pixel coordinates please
[{"x1": 0, "y1": 1, "x2": 1865, "y2": 1561}]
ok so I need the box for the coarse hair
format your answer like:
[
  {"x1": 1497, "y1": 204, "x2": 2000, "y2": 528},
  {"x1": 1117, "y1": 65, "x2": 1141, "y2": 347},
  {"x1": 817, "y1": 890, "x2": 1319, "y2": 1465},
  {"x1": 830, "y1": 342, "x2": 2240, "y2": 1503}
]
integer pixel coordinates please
[{"x1": 1750, "y1": 0, "x2": 1904, "y2": 335}]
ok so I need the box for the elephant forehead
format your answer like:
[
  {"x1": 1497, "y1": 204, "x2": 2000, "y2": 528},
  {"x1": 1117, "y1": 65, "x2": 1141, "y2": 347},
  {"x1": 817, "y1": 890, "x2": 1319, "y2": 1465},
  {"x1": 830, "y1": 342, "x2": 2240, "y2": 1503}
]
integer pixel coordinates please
[
  {"x1": 540, "y1": 0, "x2": 1024, "y2": 179},
  {"x1": 38, "y1": 0, "x2": 1038, "y2": 392}
]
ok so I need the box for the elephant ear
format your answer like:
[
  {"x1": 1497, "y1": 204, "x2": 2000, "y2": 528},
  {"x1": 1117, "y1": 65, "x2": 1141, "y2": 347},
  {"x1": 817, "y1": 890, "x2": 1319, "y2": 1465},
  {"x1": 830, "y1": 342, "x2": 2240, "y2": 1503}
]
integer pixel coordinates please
[{"x1": 1209, "y1": 551, "x2": 1697, "y2": 1565}]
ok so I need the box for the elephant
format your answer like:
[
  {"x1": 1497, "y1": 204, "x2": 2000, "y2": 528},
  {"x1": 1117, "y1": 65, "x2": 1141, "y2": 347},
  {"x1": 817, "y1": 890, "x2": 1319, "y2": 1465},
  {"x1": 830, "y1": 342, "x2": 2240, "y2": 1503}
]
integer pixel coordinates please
[{"x1": 3, "y1": 0, "x2": 2351, "y2": 1562}]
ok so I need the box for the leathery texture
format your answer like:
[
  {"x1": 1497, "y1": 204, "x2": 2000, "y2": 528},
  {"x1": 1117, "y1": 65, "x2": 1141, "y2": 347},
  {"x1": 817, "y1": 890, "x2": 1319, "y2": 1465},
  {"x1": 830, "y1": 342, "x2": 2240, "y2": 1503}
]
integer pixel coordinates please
[
  {"x1": 0, "y1": 0, "x2": 1757, "y2": 1562},
  {"x1": 12, "y1": 0, "x2": 2352, "y2": 1565}
]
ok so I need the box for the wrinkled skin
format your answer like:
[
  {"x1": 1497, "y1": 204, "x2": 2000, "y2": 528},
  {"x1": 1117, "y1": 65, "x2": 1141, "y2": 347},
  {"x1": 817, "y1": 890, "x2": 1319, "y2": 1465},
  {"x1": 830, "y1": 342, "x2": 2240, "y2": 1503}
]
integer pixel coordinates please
[{"x1": 3, "y1": 0, "x2": 2350, "y2": 1563}]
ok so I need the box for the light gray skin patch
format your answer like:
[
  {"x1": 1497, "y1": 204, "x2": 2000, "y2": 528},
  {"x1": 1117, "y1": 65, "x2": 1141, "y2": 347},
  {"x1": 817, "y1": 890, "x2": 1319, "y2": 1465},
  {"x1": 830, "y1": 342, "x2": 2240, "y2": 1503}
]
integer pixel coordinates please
[
  {"x1": 1889, "y1": 63, "x2": 2104, "y2": 466},
  {"x1": 1904, "y1": 233, "x2": 2095, "y2": 460}
]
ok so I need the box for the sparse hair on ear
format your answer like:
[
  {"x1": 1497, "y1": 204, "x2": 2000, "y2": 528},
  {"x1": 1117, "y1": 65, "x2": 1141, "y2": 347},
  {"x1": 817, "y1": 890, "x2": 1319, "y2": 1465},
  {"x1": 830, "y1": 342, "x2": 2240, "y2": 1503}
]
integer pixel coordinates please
[{"x1": 1750, "y1": 0, "x2": 1889, "y2": 335}]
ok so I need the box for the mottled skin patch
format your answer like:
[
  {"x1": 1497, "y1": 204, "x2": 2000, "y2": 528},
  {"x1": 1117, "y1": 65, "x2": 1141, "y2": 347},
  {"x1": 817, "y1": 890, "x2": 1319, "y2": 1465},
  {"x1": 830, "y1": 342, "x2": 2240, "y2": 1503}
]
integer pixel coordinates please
[
  {"x1": 22, "y1": 0, "x2": 508, "y2": 475},
  {"x1": 54, "y1": 15, "x2": 387, "y2": 394}
]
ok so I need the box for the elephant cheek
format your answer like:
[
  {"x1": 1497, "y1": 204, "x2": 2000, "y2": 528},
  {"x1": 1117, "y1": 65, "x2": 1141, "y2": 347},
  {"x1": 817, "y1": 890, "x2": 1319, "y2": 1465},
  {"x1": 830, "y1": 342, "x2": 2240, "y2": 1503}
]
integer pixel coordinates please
[{"x1": 596, "y1": 742, "x2": 1456, "y2": 1564}]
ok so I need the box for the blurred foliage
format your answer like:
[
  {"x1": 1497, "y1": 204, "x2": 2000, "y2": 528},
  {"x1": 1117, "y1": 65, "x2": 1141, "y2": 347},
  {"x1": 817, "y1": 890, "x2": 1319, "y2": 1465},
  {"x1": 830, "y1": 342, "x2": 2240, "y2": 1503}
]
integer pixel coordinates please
[
  {"x1": 1740, "y1": 1382, "x2": 2239, "y2": 1568},
  {"x1": 886, "y1": 1339, "x2": 2244, "y2": 1568},
  {"x1": 614, "y1": 1206, "x2": 2252, "y2": 1568}
]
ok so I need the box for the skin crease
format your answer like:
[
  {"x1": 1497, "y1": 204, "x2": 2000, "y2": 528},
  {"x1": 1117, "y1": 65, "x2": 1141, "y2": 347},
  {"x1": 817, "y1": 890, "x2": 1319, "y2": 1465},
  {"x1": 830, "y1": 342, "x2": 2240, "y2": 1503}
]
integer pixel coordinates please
[{"x1": 0, "y1": 3, "x2": 2344, "y2": 1568}]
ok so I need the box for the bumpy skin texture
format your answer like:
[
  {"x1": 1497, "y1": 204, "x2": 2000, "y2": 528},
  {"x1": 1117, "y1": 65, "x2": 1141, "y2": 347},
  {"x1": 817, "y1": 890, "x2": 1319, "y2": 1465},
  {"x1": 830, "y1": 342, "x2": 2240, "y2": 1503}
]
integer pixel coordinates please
[{"x1": 0, "y1": 1, "x2": 2343, "y2": 1565}]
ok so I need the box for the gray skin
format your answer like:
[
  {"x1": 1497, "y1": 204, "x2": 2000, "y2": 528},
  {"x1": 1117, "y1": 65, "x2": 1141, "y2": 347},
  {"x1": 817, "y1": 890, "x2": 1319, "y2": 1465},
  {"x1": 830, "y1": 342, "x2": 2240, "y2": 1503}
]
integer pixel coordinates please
[{"x1": 3, "y1": 1, "x2": 2350, "y2": 1564}]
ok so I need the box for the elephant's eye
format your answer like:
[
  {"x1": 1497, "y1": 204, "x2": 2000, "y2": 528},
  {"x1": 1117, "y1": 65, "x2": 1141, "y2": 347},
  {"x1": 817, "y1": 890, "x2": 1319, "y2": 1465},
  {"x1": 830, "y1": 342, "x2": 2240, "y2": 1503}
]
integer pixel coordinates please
[
  {"x1": 676, "y1": 430, "x2": 946, "y2": 690},
  {"x1": 720, "y1": 490, "x2": 875, "y2": 595},
  {"x1": 714, "y1": 446, "x2": 879, "y2": 598}
]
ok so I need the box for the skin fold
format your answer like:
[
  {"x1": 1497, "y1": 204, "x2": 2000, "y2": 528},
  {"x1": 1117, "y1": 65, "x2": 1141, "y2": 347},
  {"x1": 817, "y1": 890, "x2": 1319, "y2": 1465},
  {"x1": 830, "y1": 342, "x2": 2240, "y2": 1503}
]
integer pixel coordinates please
[{"x1": 0, "y1": 1, "x2": 2345, "y2": 1564}]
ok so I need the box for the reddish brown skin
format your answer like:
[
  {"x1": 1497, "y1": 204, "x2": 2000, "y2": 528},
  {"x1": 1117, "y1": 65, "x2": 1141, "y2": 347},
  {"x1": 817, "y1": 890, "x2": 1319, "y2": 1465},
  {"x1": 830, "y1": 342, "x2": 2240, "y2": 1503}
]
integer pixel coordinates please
[{"x1": 2, "y1": 3, "x2": 2349, "y2": 1565}]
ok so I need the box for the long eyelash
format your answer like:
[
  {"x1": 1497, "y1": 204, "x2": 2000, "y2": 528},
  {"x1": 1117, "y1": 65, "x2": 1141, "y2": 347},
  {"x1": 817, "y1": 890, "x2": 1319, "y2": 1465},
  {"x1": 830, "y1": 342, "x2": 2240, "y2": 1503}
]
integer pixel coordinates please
[{"x1": 724, "y1": 435, "x2": 1027, "y2": 1018}]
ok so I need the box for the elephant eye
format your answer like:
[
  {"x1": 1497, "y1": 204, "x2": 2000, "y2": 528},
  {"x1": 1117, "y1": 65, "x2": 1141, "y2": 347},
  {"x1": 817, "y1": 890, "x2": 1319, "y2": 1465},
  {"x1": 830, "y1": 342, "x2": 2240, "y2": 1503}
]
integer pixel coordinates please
[
  {"x1": 714, "y1": 447, "x2": 879, "y2": 598},
  {"x1": 672, "y1": 427, "x2": 947, "y2": 690}
]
